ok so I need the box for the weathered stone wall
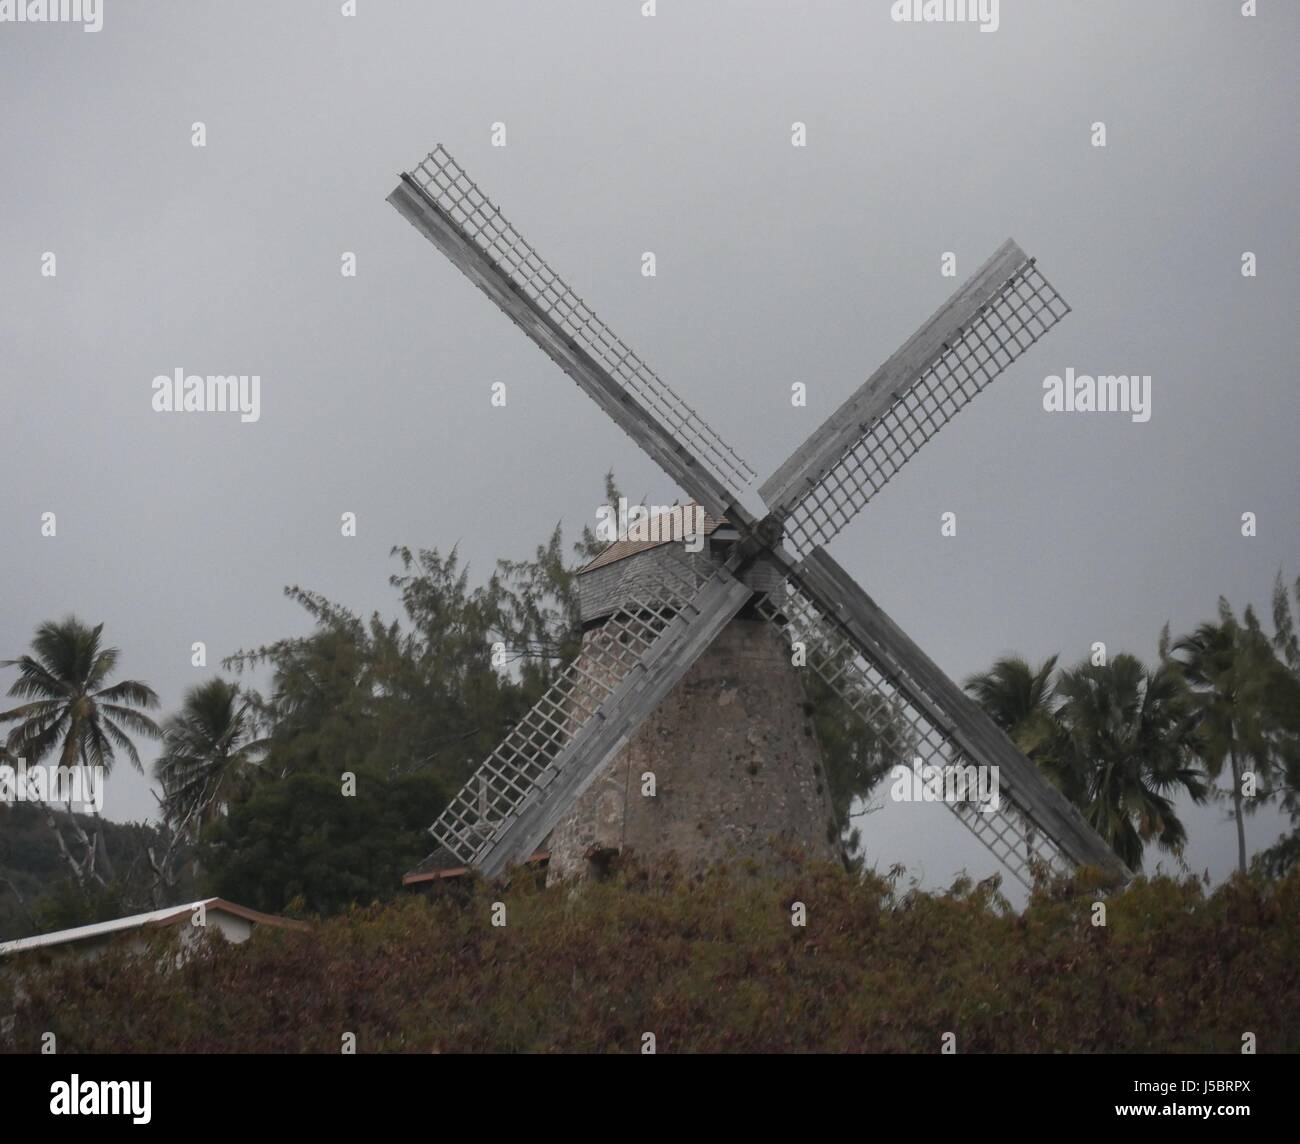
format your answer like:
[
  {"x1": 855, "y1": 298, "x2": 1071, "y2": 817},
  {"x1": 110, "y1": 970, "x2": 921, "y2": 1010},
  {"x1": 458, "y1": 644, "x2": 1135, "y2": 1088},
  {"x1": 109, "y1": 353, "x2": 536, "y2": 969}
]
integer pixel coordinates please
[{"x1": 546, "y1": 617, "x2": 841, "y2": 883}]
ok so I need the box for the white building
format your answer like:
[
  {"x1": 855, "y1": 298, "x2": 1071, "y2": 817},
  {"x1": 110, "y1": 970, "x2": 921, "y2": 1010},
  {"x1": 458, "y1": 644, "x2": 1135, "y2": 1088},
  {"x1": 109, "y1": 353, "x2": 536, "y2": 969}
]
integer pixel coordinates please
[
  {"x1": 0, "y1": 898, "x2": 307, "y2": 1047},
  {"x1": 0, "y1": 898, "x2": 307, "y2": 962}
]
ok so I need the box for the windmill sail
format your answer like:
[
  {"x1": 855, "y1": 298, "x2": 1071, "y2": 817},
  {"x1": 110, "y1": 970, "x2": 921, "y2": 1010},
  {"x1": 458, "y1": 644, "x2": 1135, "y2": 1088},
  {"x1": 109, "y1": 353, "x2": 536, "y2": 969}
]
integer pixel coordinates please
[
  {"x1": 388, "y1": 146, "x2": 755, "y2": 520},
  {"x1": 760, "y1": 240, "x2": 1070, "y2": 554},
  {"x1": 756, "y1": 547, "x2": 1131, "y2": 889}
]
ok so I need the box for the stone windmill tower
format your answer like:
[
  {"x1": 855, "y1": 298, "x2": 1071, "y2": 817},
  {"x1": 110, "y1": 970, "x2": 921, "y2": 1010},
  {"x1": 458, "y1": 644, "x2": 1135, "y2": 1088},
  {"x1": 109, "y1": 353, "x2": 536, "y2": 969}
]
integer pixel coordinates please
[
  {"x1": 391, "y1": 145, "x2": 1132, "y2": 893},
  {"x1": 545, "y1": 506, "x2": 840, "y2": 882}
]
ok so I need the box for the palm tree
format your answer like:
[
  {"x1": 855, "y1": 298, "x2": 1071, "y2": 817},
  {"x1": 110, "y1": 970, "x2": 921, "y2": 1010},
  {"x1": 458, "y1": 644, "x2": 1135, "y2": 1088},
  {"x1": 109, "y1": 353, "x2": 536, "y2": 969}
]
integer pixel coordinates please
[
  {"x1": 963, "y1": 655, "x2": 1070, "y2": 872},
  {"x1": 1169, "y1": 601, "x2": 1300, "y2": 874},
  {"x1": 964, "y1": 653, "x2": 1063, "y2": 760},
  {"x1": 964, "y1": 655, "x2": 1059, "y2": 737},
  {"x1": 0, "y1": 616, "x2": 160, "y2": 884},
  {"x1": 1053, "y1": 654, "x2": 1208, "y2": 872},
  {"x1": 154, "y1": 678, "x2": 263, "y2": 833},
  {"x1": 1267, "y1": 574, "x2": 1300, "y2": 861},
  {"x1": 0, "y1": 616, "x2": 160, "y2": 775}
]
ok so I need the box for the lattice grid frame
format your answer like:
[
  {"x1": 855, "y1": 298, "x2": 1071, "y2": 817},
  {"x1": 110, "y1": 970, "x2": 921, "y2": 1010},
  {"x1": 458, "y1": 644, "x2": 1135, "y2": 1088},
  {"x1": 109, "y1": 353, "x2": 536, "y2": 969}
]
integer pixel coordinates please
[
  {"x1": 409, "y1": 145, "x2": 756, "y2": 498},
  {"x1": 784, "y1": 261, "x2": 1070, "y2": 554},
  {"x1": 428, "y1": 551, "x2": 710, "y2": 867},
  {"x1": 756, "y1": 582, "x2": 1070, "y2": 889}
]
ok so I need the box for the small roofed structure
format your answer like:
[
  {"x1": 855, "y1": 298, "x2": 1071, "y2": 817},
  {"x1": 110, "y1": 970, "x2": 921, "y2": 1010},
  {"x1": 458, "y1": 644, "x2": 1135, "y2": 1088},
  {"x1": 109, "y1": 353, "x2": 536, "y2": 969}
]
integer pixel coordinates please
[
  {"x1": 578, "y1": 503, "x2": 728, "y2": 573},
  {"x1": 575, "y1": 504, "x2": 738, "y2": 627},
  {"x1": 0, "y1": 898, "x2": 308, "y2": 962}
]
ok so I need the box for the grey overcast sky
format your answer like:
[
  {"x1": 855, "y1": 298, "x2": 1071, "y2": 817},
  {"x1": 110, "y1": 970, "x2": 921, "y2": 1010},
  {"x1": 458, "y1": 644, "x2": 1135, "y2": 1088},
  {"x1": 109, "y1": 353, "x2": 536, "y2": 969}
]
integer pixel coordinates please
[{"x1": 1, "y1": 1, "x2": 1297, "y2": 895}]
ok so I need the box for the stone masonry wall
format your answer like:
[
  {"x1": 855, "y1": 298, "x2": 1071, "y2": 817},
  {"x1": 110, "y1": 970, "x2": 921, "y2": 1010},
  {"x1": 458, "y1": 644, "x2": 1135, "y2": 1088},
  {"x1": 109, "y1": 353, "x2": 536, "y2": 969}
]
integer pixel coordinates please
[{"x1": 546, "y1": 617, "x2": 841, "y2": 883}]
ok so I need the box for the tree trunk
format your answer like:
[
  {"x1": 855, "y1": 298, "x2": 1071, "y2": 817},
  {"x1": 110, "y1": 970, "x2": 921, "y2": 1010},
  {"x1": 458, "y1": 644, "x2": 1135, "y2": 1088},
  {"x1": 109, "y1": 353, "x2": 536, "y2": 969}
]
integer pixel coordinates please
[
  {"x1": 1229, "y1": 746, "x2": 1247, "y2": 875},
  {"x1": 89, "y1": 808, "x2": 117, "y2": 882},
  {"x1": 78, "y1": 744, "x2": 117, "y2": 883},
  {"x1": 38, "y1": 800, "x2": 107, "y2": 888}
]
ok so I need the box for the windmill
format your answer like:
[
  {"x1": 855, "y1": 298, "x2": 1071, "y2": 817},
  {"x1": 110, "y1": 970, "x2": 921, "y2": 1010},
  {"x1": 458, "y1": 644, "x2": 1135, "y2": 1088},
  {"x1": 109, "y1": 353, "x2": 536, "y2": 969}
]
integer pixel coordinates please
[{"x1": 389, "y1": 145, "x2": 1131, "y2": 892}]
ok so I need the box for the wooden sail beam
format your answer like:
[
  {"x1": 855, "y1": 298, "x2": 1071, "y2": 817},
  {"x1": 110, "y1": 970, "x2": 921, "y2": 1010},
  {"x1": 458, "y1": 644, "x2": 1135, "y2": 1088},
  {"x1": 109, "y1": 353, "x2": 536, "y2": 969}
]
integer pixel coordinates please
[
  {"x1": 785, "y1": 546, "x2": 1131, "y2": 885},
  {"x1": 388, "y1": 174, "x2": 752, "y2": 527},
  {"x1": 760, "y1": 240, "x2": 1070, "y2": 552}
]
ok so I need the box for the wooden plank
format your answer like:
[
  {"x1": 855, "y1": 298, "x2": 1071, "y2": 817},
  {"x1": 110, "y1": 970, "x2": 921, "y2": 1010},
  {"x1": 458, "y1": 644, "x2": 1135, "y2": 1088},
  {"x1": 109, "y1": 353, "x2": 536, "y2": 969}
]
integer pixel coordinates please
[
  {"x1": 388, "y1": 177, "x2": 751, "y2": 527},
  {"x1": 791, "y1": 547, "x2": 1130, "y2": 884},
  {"x1": 760, "y1": 239, "x2": 1028, "y2": 515},
  {"x1": 475, "y1": 572, "x2": 753, "y2": 877}
]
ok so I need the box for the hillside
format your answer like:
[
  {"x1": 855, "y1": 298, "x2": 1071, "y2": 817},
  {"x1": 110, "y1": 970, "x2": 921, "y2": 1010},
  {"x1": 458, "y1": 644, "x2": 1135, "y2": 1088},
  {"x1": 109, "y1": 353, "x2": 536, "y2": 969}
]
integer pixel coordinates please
[
  {"x1": 4, "y1": 859, "x2": 1298, "y2": 1053},
  {"x1": 0, "y1": 803, "x2": 173, "y2": 941}
]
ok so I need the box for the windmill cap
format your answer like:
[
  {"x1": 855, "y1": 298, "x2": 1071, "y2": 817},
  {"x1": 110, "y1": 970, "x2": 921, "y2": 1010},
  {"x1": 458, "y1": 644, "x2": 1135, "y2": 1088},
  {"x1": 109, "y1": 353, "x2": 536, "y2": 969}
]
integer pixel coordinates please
[{"x1": 578, "y1": 502, "x2": 727, "y2": 574}]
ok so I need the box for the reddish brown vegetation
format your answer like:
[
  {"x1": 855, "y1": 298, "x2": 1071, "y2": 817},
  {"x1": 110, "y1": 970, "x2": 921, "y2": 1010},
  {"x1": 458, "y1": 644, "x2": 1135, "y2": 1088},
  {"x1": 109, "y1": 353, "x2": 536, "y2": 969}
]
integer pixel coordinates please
[{"x1": 4, "y1": 860, "x2": 1298, "y2": 1053}]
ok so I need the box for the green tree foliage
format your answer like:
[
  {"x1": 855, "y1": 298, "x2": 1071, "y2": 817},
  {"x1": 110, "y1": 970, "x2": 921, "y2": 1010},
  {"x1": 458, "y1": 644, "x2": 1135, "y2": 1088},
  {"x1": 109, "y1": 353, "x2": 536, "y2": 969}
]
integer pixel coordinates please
[
  {"x1": 201, "y1": 494, "x2": 610, "y2": 912},
  {"x1": 1271, "y1": 570, "x2": 1300, "y2": 674},
  {"x1": 0, "y1": 617, "x2": 160, "y2": 774},
  {"x1": 1169, "y1": 599, "x2": 1300, "y2": 873},
  {"x1": 155, "y1": 678, "x2": 264, "y2": 834},
  {"x1": 966, "y1": 653, "x2": 1208, "y2": 871},
  {"x1": 199, "y1": 772, "x2": 447, "y2": 916},
  {"x1": 202, "y1": 471, "x2": 904, "y2": 901},
  {"x1": 29, "y1": 877, "x2": 132, "y2": 935},
  {"x1": 223, "y1": 543, "x2": 564, "y2": 790},
  {"x1": 803, "y1": 672, "x2": 912, "y2": 859},
  {"x1": 964, "y1": 577, "x2": 1300, "y2": 876},
  {"x1": 963, "y1": 655, "x2": 1059, "y2": 756},
  {"x1": 0, "y1": 618, "x2": 160, "y2": 890},
  {"x1": 1254, "y1": 573, "x2": 1300, "y2": 875},
  {"x1": 1053, "y1": 656, "x2": 1207, "y2": 871},
  {"x1": 963, "y1": 655, "x2": 1075, "y2": 798}
]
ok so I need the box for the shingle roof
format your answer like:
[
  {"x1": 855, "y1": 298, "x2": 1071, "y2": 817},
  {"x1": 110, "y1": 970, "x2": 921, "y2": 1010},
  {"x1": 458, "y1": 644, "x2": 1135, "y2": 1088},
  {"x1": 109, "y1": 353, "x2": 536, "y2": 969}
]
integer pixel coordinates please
[{"x1": 579, "y1": 503, "x2": 726, "y2": 574}]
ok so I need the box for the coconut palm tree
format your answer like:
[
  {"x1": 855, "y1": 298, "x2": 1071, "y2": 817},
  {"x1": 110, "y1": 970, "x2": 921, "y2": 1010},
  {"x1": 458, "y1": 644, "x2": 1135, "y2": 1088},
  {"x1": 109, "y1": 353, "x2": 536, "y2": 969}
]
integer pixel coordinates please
[
  {"x1": 154, "y1": 677, "x2": 264, "y2": 834},
  {"x1": 0, "y1": 616, "x2": 160, "y2": 884},
  {"x1": 0, "y1": 616, "x2": 160, "y2": 775},
  {"x1": 1169, "y1": 601, "x2": 1300, "y2": 874},
  {"x1": 963, "y1": 655, "x2": 1070, "y2": 787},
  {"x1": 964, "y1": 655, "x2": 1059, "y2": 737},
  {"x1": 1266, "y1": 574, "x2": 1300, "y2": 866},
  {"x1": 1053, "y1": 654, "x2": 1208, "y2": 871}
]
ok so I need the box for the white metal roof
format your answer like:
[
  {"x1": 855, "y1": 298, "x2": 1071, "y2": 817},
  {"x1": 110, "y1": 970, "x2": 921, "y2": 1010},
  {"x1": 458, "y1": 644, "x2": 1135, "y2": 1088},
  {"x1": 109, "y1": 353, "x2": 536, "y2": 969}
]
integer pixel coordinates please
[{"x1": 0, "y1": 898, "x2": 291, "y2": 956}]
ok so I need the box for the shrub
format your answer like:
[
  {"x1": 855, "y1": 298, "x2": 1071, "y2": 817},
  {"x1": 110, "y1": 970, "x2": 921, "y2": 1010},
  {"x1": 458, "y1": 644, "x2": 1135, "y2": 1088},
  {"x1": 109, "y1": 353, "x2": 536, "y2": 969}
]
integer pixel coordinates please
[{"x1": 4, "y1": 860, "x2": 1298, "y2": 1053}]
